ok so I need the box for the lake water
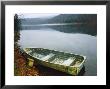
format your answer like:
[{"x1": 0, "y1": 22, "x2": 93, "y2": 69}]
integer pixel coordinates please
[{"x1": 19, "y1": 25, "x2": 97, "y2": 76}]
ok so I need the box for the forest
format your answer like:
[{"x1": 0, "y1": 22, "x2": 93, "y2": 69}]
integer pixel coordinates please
[{"x1": 20, "y1": 14, "x2": 97, "y2": 25}]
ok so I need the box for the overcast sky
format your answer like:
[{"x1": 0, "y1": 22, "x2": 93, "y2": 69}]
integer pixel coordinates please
[{"x1": 17, "y1": 13, "x2": 59, "y2": 19}]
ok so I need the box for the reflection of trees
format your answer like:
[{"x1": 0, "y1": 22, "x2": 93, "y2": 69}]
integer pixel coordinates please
[
  {"x1": 21, "y1": 24, "x2": 97, "y2": 36},
  {"x1": 14, "y1": 14, "x2": 21, "y2": 48},
  {"x1": 48, "y1": 24, "x2": 97, "y2": 36}
]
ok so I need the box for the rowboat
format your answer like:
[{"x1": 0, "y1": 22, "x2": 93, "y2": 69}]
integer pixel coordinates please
[{"x1": 22, "y1": 48, "x2": 86, "y2": 75}]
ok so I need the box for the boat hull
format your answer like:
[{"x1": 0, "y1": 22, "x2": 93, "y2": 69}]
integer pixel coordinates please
[{"x1": 21, "y1": 48, "x2": 86, "y2": 75}]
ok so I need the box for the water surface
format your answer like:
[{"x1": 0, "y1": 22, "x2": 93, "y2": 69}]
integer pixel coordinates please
[{"x1": 19, "y1": 25, "x2": 97, "y2": 76}]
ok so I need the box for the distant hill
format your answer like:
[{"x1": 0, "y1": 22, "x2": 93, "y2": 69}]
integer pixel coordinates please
[
  {"x1": 20, "y1": 18, "x2": 48, "y2": 25},
  {"x1": 48, "y1": 14, "x2": 97, "y2": 24},
  {"x1": 20, "y1": 14, "x2": 97, "y2": 25},
  {"x1": 19, "y1": 14, "x2": 97, "y2": 36}
]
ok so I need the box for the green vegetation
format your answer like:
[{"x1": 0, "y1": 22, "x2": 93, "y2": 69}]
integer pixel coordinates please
[
  {"x1": 14, "y1": 14, "x2": 21, "y2": 75},
  {"x1": 21, "y1": 14, "x2": 97, "y2": 25},
  {"x1": 20, "y1": 14, "x2": 97, "y2": 36},
  {"x1": 14, "y1": 14, "x2": 21, "y2": 48}
]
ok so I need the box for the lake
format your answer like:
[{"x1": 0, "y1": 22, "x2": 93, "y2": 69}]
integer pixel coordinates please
[{"x1": 19, "y1": 24, "x2": 97, "y2": 76}]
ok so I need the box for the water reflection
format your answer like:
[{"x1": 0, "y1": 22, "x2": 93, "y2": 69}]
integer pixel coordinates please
[{"x1": 21, "y1": 24, "x2": 97, "y2": 36}]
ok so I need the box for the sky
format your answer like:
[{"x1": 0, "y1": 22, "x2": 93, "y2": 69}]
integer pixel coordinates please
[{"x1": 18, "y1": 13, "x2": 59, "y2": 19}]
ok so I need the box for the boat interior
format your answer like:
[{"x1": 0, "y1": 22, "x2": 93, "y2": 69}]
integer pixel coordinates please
[{"x1": 24, "y1": 48, "x2": 84, "y2": 67}]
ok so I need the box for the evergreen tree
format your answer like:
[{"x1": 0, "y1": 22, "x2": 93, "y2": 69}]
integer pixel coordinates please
[{"x1": 14, "y1": 14, "x2": 20, "y2": 48}]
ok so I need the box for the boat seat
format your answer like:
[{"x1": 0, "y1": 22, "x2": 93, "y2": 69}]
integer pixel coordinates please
[
  {"x1": 61, "y1": 57, "x2": 76, "y2": 66},
  {"x1": 51, "y1": 58, "x2": 64, "y2": 64},
  {"x1": 40, "y1": 53, "x2": 55, "y2": 61}
]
